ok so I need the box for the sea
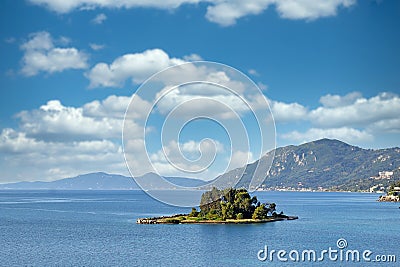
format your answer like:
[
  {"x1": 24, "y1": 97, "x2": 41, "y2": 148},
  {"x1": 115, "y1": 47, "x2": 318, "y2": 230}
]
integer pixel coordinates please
[{"x1": 0, "y1": 190, "x2": 399, "y2": 266}]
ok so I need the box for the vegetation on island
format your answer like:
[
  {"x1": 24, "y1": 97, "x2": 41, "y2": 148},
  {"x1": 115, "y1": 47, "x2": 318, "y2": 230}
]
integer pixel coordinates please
[
  {"x1": 137, "y1": 187, "x2": 297, "y2": 224},
  {"x1": 196, "y1": 187, "x2": 280, "y2": 220}
]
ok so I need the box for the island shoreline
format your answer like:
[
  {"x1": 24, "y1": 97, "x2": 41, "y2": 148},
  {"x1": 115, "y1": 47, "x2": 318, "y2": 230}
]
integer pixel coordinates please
[{"x1": 136, "y1": 214, "x2": 298, "y2": 224}]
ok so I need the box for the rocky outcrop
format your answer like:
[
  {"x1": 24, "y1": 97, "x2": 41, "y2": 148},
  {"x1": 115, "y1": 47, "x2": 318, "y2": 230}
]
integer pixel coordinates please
[
  {"x1": 136, "y1": 214, "x2": 298, "y2": 224},
  {"x1": 136, "y1": 214, "x2": 187, "y2": 224},
  {"x1": 378, "y1": 195, "x2": 400, "y2": 202}
]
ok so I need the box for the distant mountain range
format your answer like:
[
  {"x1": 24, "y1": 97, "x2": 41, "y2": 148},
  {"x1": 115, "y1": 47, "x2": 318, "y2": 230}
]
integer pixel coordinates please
[
  {"x1": 1, "y1": 139, "x2": 399, "y2": 191},
  {"x1": 0, "y1": 172, "x2": 206, "y2": 190}
]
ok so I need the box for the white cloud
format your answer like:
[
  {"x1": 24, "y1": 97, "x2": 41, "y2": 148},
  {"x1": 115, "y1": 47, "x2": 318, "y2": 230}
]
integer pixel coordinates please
[
  {"x1": 278, "y1": 92, "x2": 400, "y2": 146},
  {"x1": 183, "y1": 54, "x2": 203, "y2": 61},
  {"x1": 309, "y1": 92, "x2": 400, "y2": 128},
  {"x1": 269, "y1": 99, "x2": 308, "y2": 123},
  {"x1": 92, "y1": 13, "x2": 107, "y2": 24},
  {"x1": 282, "y1": 127, "x2": 373, "y2": 145},
  {"x1": 89, "y1": 43, "x2": 105, "y2": 51},
  {"x1": 28, "y1": 0, "x2": 203, "y2": 13},
  {"x1": 17, "y1": 100, "x2": 124, "y2": 141},
  {"x1": 155, "y1": 87, "x2": 250, "y2": 119},
  {"x1": 206, "y1": 1, "x2": 270, "y2": 26},
  {"x1": 0, "y1": 128, "x2": 126, "y2": 182},
  {"x1": 0, "y1": 95, "x2": 149, "y2": 182},
  {"x1": 319, "y1": 91, "x2": 362, "y2": 108},
  {"x1": 28, "y1": 0, "x2": 356, "y2": 26},
  {"x1": 274, "y1": 0, "x2": 356, "y2": 20},
  {"x1": 367, "y1": 118, "x2": 400, "y2": 134},
  {"x1": 20, "y1": 31, "x2": 88, "y2": 76},
  {"x1": 86, "y1": 48, "x2": 186, "y2": 87},
  {"x1": 148, "y1": 139, "x2": 224, "y2": 177},
  {"x1": 83, "y1": 95, "x2": 130, "y2": 119},
  {"x1": 83, "y1": 94, "x2": 151, "y2": 120}
]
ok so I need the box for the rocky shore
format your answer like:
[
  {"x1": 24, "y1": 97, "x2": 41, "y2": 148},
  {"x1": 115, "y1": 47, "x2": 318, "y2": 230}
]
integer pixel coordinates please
[
  {"x1": 136, "y1": 214, "x2": 298, "y2": 224},
  {"x1": 378, "y1": 195, "x2": 400, "y2": 202}
]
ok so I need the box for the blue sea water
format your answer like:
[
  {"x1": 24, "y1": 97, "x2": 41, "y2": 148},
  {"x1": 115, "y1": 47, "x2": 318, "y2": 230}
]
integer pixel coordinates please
[{"x1": 0, "y1": 190, "x2": 399, "y2": 266}]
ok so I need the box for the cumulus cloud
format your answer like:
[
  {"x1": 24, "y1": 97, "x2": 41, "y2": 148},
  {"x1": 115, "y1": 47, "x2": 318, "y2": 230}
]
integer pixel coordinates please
[
  {"x1": 28, "y1": 0, "x2": 356, "y2": 26},
  {"x1": 309, "y1": 92, "x2": 400, "y2": 128},
  {"x1": 183, "y1": 54, "x2": 203, "y2": 61},
  {"x1": 279, "y1": 92, "x2": 400, "y2": 145},
  {"x1": 0, "y1": 128, "x2": 125, "y2": 182},
  {"x1": 92, "y1": 13, "x2": 107, "y2": 24},
  {"x1": 83, "y1": 95, "x2": 130, "y2": 119},
  {"x1": 367, "y1": 118, "x2": 400, "y2": 134},
  {"x1": 20, "y1": 32, "x2": 88, "y2": 76},
  {"x1": 274, "y1": 0, "x2": 356, "y2": 20},
  {"x1": 205, "y1": 1, "x2": 269, "y2": 26},
  {"x1": 86, "y1": 49, "x2": 186, "y2": 87},
  {"x1": 0, "y1": 95, "x2": 150, "y2": 182},
  {"x1": 83, "y1": 94, "x2": 151, "y2": 120},
  {"x1": 319, "y1": 91, "x2": 362, "y2": 108},
  {"x1": 155, "y1": 87, "x2": 250, "y2": 120},
  {"x1": 269, "y1": 99, "x2": 308, "y2": 123},
  {"x1": 16, "y1": 100, "x2": 125, "y2": 141}
]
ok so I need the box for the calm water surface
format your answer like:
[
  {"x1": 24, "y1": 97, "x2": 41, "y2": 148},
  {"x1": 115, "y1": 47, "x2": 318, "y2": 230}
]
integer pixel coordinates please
[{"x1": 0, "y1": 190, "x2": 399, "y2": 266}]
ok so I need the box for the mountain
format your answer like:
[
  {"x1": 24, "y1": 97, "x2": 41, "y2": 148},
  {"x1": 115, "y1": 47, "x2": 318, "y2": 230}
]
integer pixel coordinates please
[
  {"x1": 0, "y1": 172, "x2": 206, "y2": 190},
  {"x1": 213, "y1": 139, "x2": 400, "y2": 191},
  {"x1": 0, "y1": 172, "x2": 139, "y2": 190}
]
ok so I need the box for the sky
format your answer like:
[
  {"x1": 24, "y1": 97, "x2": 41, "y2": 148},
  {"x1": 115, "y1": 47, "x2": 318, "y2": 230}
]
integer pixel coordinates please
[{"x1": 0, "y1": 0, "x2": 399, "y2": 183}]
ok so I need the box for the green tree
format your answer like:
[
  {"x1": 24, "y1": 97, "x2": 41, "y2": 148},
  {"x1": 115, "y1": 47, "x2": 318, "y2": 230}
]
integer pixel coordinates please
[
  {"x1": 223, "y1": 188, "x2": 236, "y2": 204},
  {"x1": 221, "y1": 202, "x2": 234, "y2": 220},
  {"x1": 200, "y1": 187, "x2": 222, "y2": 215},
  {"x1": 267, "y1": 203, "x2": 276, "y2": 215},
  {"x1": 200, "y1": 187, "x2": 222, "y2": 206},
  {"x1": 189, "y1": 207, "x2": 199, "y2": 217},
  {"x1": 233, "y1": 191, "x2": 254, "y2": 218},
  {"x1": 252, "y1": 204, "x2": 268, "y2": 220}
]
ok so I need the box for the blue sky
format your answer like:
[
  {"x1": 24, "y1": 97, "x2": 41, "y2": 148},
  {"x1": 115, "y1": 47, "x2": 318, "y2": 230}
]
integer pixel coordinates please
[{"x1": 0, "y1": 0, "x2": 399, "y2": 182}]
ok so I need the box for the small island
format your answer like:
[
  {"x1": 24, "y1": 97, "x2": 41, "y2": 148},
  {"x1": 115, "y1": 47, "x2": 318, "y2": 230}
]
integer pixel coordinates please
[
  {"x1": 137, "y1": 187, "x2": 298, "y2": 224},
  {"x1": 378, "y1": 181, "x2": 400, "y2": 202}
]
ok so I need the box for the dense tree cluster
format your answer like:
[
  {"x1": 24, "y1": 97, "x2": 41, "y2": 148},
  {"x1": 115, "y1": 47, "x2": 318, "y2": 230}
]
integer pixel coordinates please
[{"x1": 195, "y1": 187, "x2": 278, "y2": 220}]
